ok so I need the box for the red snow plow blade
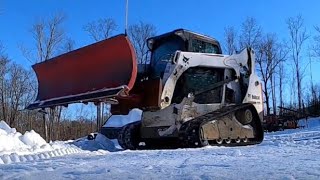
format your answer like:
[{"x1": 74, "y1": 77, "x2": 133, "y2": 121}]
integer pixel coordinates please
[{"x1": 27, "y1": 34, "x2": 137, "y2": 110}]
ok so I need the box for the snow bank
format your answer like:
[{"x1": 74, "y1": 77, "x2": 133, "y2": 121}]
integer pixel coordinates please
[
  {"x1": 73, "y1": 108, "x2": 143, "y2": 152},
  {"x1": 0, "y1": 121, "x2": 16, "y2": 134},
  {"x1": 20, "y1": 130, "x2": 47, "y2": 147},
  {"x1": 103, "y1": 108, "x2": 142, "y2": 127},
  {"x1": 0, "y1": 120, "x2": 48, "y2": 153},
  {"x1": 0, "y1": 121, "x2": 28, "y2": 152},
  {"x1": 73, "y1": 133, "x2": 120, "y2": 152},
  {"x1": 0, "y1": 120, "x2": 82, "y2": 164}
]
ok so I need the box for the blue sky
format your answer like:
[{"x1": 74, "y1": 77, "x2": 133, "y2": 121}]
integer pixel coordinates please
[{"x1": 0, "y1": 0, "x2": 320, "y2": 106}]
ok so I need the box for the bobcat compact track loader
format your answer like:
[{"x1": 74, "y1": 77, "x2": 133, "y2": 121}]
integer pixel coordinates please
[{"x1": 27, "y1": 29, "x2": 264, "y2": 149}]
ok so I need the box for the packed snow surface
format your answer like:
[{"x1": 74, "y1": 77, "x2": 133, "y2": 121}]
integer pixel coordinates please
[{"x1": 0, "y1": 118, "x2": 320, "y2": 179}]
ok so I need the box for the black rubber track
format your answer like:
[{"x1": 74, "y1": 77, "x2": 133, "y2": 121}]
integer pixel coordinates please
[{"x1": 178, "y1": 103, "x2": 264, "y2": 148}]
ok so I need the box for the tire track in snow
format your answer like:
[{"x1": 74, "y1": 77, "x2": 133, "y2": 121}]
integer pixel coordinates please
[{"x1": 0, "y1": 146, "x2": 82, "y2": 164}]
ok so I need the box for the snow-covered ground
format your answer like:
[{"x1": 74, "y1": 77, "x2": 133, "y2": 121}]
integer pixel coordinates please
[{"x1": 1, "y1": 118, "x2": 320, "y2": 180}]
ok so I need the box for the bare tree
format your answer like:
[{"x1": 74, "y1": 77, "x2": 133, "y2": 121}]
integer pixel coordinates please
[
  {"x1": 256, "y1": 34, "x2": 287, "y2": 115},
  {"x1": 308, "y1": 83, "x2": 320, "y2": 115},
  {"x1": 7, "y1": 64, "x2": 32, "y2": 127},
  {"x1": 286, "y1": 15, "x2": 309, "y2": 111},
  {"x1": 20, "y1": 71, "x2": 38, "y2": 131},
  {"x1": 61, "y1": 37, "x2": 75, "y2": 53},
  {"x1": 84, "y1": 18, "x2": 117, "y2": 42},
  {"x1": 223, "y1": 26, "x2": 238, "y2": 55},
  {"x1": 278, "y1": 59, "x2": 285, "y2": 114},
  {"x1": 31, "y1": 14, "x2": 66, "y2": 62},
  {"x1": 83, "y1": 18, "x2": 118, "y2": 130},
  {"x1": 0, "y1": 42, "x2": 36, "y2": 130},
  {"x1": 50, "y1": 37, "x2": 75, "y2": 140},
  {"x1": 21, "y1": 13, "x2": 67, "y2": 141},
  {"x1": 0, "y1": 42, "x2": 10, "y2": 122},
  {"x1": 269, "y1": 39, "x2": 288, "y2": 115},
  {"x1": 128, "y1": 21, "x2": 156, "y2": 64},
  {"x1": 313, "y1": 26, "x2": 320, "y2": 57},
  {"x1": 239, "y1": 17, "x2": 262, "y2": 50}
]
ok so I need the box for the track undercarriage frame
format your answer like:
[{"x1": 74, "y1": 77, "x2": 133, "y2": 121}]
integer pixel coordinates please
[{"x1": 118, "y1": 103, "x2": 264, "y2": 150}]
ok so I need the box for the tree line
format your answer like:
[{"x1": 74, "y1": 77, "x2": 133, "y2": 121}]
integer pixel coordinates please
[
  {"x1": 224, "y1": 16, "x2": 320, "y2": 117},
  {"x1": 1, "y1": 13, "x2": 320, "y2": 141},
  {"x1": 0, "y1": 13, "x2": 156, "y2": 141}
]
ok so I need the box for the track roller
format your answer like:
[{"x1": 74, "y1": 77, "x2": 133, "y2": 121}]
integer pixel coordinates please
[
  {"x1": 224, "y1": 138, "x2": 232, "y2": 144},
  {"x1": 243, "y1": 137, "x2": 248, "y2": 143},
  {"x1": 216, "y1": 138, "x2": 223, "y2": 144}
]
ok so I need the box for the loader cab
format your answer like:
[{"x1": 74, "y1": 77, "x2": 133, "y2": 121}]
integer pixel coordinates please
[
  {"x1": 115, "y1": 30, "x2": 223, "y2": 114},
  {"x1": 147, "y1": 29, "x2": 222, "y2": 78}
]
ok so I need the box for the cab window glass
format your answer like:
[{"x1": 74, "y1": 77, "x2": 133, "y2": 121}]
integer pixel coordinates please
[
  {"x1": 191, "y1": 39, "x2": 220, "y2": 54},
  {"x1": 151, "y1": 37, "x2": 185, "y2": 77}
]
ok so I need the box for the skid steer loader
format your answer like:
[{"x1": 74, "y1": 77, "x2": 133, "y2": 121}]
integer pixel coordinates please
[{"x1": 27, "y1": 29, "x2": 264, "y2": 149}]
